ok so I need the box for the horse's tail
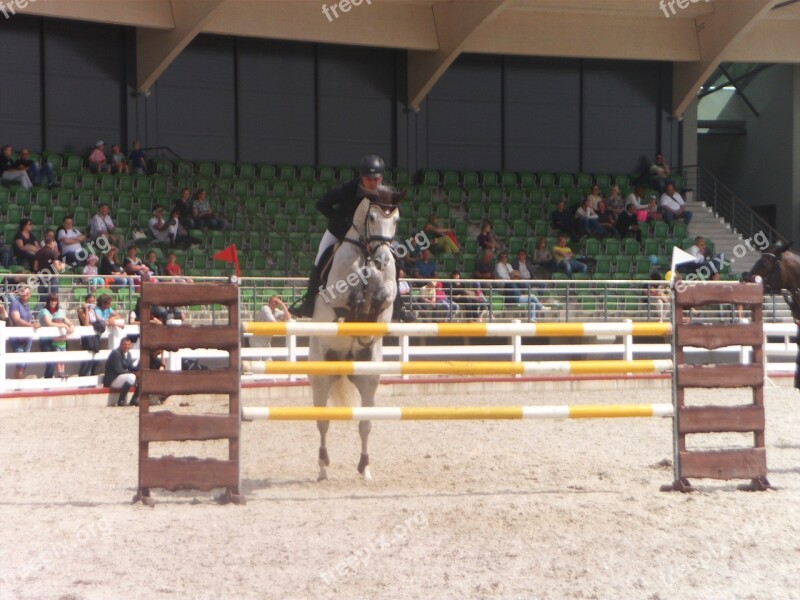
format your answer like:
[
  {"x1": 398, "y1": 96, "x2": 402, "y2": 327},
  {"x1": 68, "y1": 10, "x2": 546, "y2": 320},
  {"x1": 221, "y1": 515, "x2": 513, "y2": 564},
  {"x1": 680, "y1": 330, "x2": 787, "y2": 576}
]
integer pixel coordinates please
[{"x1": 329, "y1": 375, "x2": 360, "y2": 407}]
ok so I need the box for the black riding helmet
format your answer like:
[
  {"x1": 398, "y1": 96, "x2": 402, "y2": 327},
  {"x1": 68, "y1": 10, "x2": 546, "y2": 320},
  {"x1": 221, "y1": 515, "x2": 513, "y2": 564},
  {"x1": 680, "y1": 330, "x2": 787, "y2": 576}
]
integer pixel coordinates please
[{"x1": 359, "y1": 154, "x2": 385, "y2": 179}]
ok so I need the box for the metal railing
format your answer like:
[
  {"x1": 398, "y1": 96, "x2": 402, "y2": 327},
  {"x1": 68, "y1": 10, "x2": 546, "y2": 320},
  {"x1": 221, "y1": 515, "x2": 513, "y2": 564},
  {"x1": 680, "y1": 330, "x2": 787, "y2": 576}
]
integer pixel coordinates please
[{"x1": 681, "y1": 164, "x2": 785, "y2": 246}]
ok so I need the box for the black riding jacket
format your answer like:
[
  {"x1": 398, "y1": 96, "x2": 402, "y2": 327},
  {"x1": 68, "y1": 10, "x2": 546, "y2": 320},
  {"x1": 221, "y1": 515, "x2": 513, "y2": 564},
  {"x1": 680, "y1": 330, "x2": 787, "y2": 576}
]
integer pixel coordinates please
[{"x1": 316, "y1": 178, "x2": 363, "y2": 240}]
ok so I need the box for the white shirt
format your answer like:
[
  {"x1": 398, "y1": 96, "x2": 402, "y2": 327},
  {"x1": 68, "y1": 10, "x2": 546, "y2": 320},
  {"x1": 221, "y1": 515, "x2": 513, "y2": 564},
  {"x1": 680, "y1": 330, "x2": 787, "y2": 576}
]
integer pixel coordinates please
[
  {"x1": 626, "y1": 193, "x2": 645, "y2": 210},
  {"x1": 575, "y1": 206, "x2": 598, "y2": 220},
  {"x1": 399, "y1": 280, "x2": 411, "y2": 295},
  {"x1": 57, "y1": 227, "x2": 83, "y2": 254},
  {"x1": 495, "y1": 261, "x2": 513, "y2": 281},
  {"x1": 90, "y1": 213, "x2": 115, "y2": 239},
  {"x1": 687, "y1": 244, "x2": 705, "y2": 263},
  {"x1": 660, "y1": 191, "x2": 685, "y2": 213},
  {"x1": 149, "y1": 216, "x2": 171, "y2": 243}
]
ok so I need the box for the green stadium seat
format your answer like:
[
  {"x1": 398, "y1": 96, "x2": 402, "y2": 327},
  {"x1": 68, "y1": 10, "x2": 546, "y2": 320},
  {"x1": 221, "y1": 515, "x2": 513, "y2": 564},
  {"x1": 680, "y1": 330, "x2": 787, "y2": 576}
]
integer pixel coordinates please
[
  {"x1": 624, "y1": 238, "x2": 640, "y2": 256},
  {"x1": 643, "y1": 239, "x2": 660, "y2": 256},
  {"x1": 30, "y1": 206, "x2": 46, "y2": 227},
  {"x1": 238, "y1": 163, "x2": 256, "y2": 180},
  {"x1": 614, "y1": 256, "x2": 632, "y2": 274},
  {"x1": 603, "y1": 238, "x2": 621, "y2": 256},
  {"x1": 421, "y1": 170, "x2": 439, "y2": 186},
  {"x1": 338, "y1": 166, "x2": 355, "y2": 181},
  {"x1": 500, "y1": 172, "x2": 516, "y2": 189},
  {"x1": 394, "y1": 168, "x2": 410, "y2": 188},
  {"x1": 66, "y1": 156, "x2": 83, "y2": 172},
  {"x1": 481, "y1": 171, "x2": 499, "y2": 189},
  {"x1": 442, "y1": 170, "x2": 459, "y2": 191},
  {"x1": 462, "y1": 171, "x2": 479, "y2": 189},
  {"x1": 652, "y1": 221, "x2": 669, "y2": 240},
  {"x1": 519, "y1": 172, "x2": 536, "y2": 190},
  {"x1": 538, "y1": 173, "x2": 555, "y2": 189},
  {"x1": 672, "y1": 222, "x2": 688, "y2": 239},
  {"x1": 595, "y1": 174, "x2": 611, "y2": 188},
  {"x1": 258, "y1": 164, "x2": 276, "y2": 181}
]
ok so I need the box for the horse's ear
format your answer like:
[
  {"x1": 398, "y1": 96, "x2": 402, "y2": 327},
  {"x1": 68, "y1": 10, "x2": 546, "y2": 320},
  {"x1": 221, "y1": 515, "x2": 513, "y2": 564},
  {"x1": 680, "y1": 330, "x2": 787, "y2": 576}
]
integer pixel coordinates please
[
  {"x1": 776, "y1": 240, "x2": 793, "y2": 256},
  {"x1": 393, "y1": 190, "x2": 407, "y2": 205}
]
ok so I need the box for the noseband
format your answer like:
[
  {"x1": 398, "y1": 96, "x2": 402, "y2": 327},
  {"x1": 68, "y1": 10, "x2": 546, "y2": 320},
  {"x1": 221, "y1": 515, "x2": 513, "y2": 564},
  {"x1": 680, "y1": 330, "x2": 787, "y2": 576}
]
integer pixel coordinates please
[{"x1": 343, "y1": 202, "x2": 398, "y2": 261}]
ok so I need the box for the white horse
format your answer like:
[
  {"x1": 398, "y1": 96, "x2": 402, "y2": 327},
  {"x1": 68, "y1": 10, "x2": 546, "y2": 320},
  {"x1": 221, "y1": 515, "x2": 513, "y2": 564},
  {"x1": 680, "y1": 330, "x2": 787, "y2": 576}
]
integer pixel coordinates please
[{"x1": 310, "y1": 188, "x2": 403, "y2": 481}]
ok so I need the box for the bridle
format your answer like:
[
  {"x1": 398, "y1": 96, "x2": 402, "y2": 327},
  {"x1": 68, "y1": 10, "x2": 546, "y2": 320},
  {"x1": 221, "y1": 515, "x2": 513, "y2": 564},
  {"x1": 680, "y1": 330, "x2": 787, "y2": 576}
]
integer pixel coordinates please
[
  {"x1": 751, "y1": 253, "x2": 783, "y2": 294},
  {"x1": 342, "y1": 202, "x2": 398, "y2": 262}
]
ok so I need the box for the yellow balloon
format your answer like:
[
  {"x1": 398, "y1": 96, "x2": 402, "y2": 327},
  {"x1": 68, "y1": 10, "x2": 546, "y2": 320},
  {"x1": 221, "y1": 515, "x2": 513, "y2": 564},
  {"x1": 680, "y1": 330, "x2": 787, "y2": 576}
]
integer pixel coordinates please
[{"x1": 664, "y1": 270, "x2": 672, "y2": 281}]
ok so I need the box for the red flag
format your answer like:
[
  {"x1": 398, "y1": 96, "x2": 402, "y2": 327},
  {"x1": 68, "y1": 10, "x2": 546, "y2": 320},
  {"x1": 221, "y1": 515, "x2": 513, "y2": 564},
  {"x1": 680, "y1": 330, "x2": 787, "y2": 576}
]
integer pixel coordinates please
[{"x1": 212, "y1": 244, "x2": 241, "y2": 279}]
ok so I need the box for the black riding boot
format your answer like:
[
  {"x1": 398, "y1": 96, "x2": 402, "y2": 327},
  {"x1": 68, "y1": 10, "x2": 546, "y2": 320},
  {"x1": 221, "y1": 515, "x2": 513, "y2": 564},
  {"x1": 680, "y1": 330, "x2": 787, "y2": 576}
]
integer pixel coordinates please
[
  {"x1": 129, "y1": 386, "x2": 140, "y2": 407},
  {"x1": 117, "y1": 381, "x2": 132, "y2": 407},
  {"x1": 290, "y1": 263, "x2": 323, "y2": 318}
]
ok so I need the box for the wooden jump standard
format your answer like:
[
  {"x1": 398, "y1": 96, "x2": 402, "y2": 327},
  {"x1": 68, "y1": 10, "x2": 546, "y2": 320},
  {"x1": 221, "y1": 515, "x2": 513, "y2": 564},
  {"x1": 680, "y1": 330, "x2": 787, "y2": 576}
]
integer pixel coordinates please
[
  {"x1": 133, "y1": 282, "x2": 244, "y2": 506},
  {"x1": 662, "y1": 282, "x2": 771, "y2": 492}
]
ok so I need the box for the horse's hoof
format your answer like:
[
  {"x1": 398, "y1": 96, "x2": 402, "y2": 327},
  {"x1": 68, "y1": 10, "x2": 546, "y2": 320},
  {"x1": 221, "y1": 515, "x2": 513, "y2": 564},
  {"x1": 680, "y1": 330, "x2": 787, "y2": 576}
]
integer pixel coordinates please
[
  {"x1": 317, "y1": 467, "x2": 328, "y2": 482},
  {"x1": 361, "y1": 466, "x2": 373, "y2": 482}
]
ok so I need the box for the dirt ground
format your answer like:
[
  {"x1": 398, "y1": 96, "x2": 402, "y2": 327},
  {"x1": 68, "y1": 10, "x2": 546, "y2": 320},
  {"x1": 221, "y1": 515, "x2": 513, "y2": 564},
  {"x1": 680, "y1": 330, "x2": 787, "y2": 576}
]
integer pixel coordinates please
[{"x1": 1, "y1": 385, "x2": 799, "y2": 600}]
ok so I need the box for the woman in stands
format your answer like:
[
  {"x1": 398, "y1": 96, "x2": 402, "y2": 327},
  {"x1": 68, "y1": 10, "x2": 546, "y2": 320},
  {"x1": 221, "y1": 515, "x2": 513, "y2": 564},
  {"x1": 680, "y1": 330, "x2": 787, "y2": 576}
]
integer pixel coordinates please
[{"x1": 291, "y1": 154, "x2": 415, "y2": 322}]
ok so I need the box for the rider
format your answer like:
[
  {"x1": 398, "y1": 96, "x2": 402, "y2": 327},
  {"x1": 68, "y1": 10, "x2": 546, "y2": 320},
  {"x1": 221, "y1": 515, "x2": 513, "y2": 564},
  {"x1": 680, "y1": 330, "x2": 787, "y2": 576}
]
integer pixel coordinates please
[{"x1": 290, "y1": 154, "x2": 416, "y2": 321}]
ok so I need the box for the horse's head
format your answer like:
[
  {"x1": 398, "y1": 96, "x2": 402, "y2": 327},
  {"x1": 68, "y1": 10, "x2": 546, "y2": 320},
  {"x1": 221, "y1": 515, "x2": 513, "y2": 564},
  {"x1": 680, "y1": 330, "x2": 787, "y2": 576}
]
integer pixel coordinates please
[
  {"x1": 743, "y1": 241, "x2": 792, "y2": 293},
  {"x1": 351, "y1": 188, "x2": 404, "y2": 258}
]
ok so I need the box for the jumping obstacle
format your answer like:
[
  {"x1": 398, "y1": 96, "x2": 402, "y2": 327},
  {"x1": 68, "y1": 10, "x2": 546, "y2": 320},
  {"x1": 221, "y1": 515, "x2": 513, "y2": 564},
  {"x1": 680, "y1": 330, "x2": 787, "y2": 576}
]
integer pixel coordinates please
[
  {"x1": 243, "y1": 359, "x2": 673, "y2": 376},
  {"x1": 662, "y1": 282, "x2": 771, "y2": 493},
  {"x1": 242, "y1": 404, "x2": 674, "y2": 421},
  {"x1": 133, "y1": 282, "x2": 244, "y2": 507},
  {"x1": 243, "y1": 321, "x2": 672, "y2": 338}
]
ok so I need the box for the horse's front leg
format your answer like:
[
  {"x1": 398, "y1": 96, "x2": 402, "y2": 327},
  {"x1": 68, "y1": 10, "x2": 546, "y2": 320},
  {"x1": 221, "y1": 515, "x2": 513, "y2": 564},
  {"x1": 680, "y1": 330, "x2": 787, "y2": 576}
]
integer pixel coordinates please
[
  {"x1": 350, "y1": 373, "x2": 379, "y2": 482},
  {"x1": 311, "y1": 375, "x2": 335, "y2": 481}
]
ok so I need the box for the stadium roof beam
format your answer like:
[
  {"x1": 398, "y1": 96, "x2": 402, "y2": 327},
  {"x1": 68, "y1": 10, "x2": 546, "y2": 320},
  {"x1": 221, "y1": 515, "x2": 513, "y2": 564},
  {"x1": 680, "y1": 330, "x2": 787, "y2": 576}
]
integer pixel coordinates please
[
  {"x1": 136, "y1": 0, "x2": 227, "y2": 93},
  {"x1": 407, "y1": 0, "x2": 513, "y2": 110},
  {"x1": 20, "y1": 0, "x2": 175, "y2": 29},
  {"x1": 672, "y1": 0, "x2": 781, "y2": 118}
]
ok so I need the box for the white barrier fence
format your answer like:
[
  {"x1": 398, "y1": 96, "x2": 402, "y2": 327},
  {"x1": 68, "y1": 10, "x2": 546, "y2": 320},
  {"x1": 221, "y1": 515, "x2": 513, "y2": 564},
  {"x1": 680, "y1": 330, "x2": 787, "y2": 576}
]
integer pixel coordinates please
[{"x1": 1, "y1": 321, "x2": 799, "y2": 394}]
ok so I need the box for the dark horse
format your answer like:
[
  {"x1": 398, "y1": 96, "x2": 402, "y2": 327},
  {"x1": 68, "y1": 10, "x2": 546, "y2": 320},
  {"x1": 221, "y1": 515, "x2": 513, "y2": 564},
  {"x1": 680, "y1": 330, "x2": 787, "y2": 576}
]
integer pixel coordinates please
[{"x1": 744, "y1": 241, "x2": 800, "y2": 389}]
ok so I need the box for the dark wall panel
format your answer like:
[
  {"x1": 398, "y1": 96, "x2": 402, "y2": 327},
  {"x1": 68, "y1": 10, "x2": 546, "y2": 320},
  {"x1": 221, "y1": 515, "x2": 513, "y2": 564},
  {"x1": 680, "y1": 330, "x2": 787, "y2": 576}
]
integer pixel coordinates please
[
  {"x1": 44, "y1": 19, "x2": 125, "y2": 154},
  {"x1": 154, "y1": 35, "x2": 235, "y2": 161},
  {"x1": 505, "y1": 57, "x2": 580, "y2": 173},
  {"x1": 425, "y1": 54, "x2": 503, "y2": 171},
  {"x1": 317, "y1": 45, "x2": 394, "y2": 168},
  {"x1": 582, "y1": 60, "x2": 660, "y2": 174},
  {"x1": 237, "y1": 39, "x2": 315, "y2": 165},
  {"x1": 0, "y1": 17, "x2": 42, "y2": 150}
]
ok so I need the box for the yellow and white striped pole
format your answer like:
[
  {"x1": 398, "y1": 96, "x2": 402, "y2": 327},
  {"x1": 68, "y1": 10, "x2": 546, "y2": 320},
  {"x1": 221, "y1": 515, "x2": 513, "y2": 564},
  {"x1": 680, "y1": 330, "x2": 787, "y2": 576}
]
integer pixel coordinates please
[
  {"x1": 242, "y1": 404, "x2": 674, "y2": 421},
  {"x1": 242, "y1": 359, "x2": 673, "y2": 377},
  {"x1": 243, "y1": 321, "x2": 672, "y2": 338}
]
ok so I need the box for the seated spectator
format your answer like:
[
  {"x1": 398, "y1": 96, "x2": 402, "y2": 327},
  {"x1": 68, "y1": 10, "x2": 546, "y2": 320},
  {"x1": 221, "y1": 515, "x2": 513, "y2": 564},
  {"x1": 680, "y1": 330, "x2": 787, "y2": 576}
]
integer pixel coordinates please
[
  {"x1": 512, "y1": 249, "x2": 535, "y2": 280},
  {"x1": 415, "y1": 248, "x2": 437, "y2": 280},
  {"x1": 148, "y1": 205, "x2": 171, "y2": 244},
  {"x1": 626, "y1": 183, "x2": 647, "y2": 210},
  {"x1": 414, "y1": 281, "x2": 457, "y2": 320},
  {"x1": 550, "y1": 199, "x2": 576, "y2": 241},
  {"x1": 677, "y1": 236, "x2": 725, "y2": 277},
  {"x1": 596, "y1": 201, "x2": 618, "y2": 237},
  {"x1": 100, "y1": 246, "x2": 131, "y2": 287},
  {"x1": 8, "y1": 285, "x2": 39, "y2": 379},
  {"x1": 123, "y1": 245, "x2": 152, "y2": 277},
  {"x1": 660, "y1": 181, "x2": 692, "y2": 225},
  {"x1": 192, "y1": 188, "x2": 226, "y2": 230},
  {"x1": 145, "y1": 250, "x2": 161, "y2": 276},
  {"x1": 164, "y1": 251, "x2": 192, "y2": 282},
  {"x1": 38, "y1": 293, "x2": 74, "y2": 381},
  {"x1": 0, "y1": 240, "x2": 11, "y2": 268},
  {"x1": 89, "y1": 203, "x2": 119, "y2": 245},
  {"x1": 103, "y1": 336, "x2": 139, "y2": 407},
  {"x1": 447, "y1": 272, "x2": 489, "y2": 321},
  {"x1": 0, "y1": 145, "x2": 33, "y2": 190},
  {"x1": 646, "y1": 195, "x2": 662, "y2": 222},
  {"x1": 129, "y1": 139, "x2": 147, "y2": 175},
  {"x1": 88, "y1": 141, "x2": 111, "y2": 174},
  {"x1": 532, "y1": 237, "x2": 556, "y2": 277},
  {"x1": 110, "y1": 144, "x2": 129, "y2": 174},
  {"x1": 477, "y1": 221, "x2": 499, "y2": 252},
  {"x1": 76, "y1": 293, "x2": 101, "y2": 377},
  {"x1": 15, "y1": 148, "x2": 56, "y2": 189},
  {"x1": 33, "y1": 232, "x2": 62, "y2": 295},
  {"x1": 575, "y1": 198, "x2": 606, "y2": 237},
  {"x1": 552, "y1": 234, "x2": 587, "y2": 278},
  {"x1": 57, "y1": 215, "x2": 86, "y2": 268},
  {"x1": 167, "y1": 207, "x2": 201, "y2": 248},
  {"x1": 263, "y1": 295, "x2": 292, "y2": 322},
  {"x1": 616, "y1": 203, "x2": 642, "y2": 243},
  {"x1": 95, "y1": 293, "x2": 125, "y2": 330},
  {"x1": 424, "y1": 214, "x2": 460, "y2": 254},
  {"x1": 472, "y1": 249, "x2": 496, "y2": 282},
  {"x1": 586, "y1": 184, "x2": 604, "y2": 210},
  {"x1": 13, "y1": 218, "x2": 39, "y2": 269},
  {"x1": 605, "y1": 185, "x2": 625, "y2": 218},
  {"x1": 172, "y1": 188, "x2": 195, "y2": 231},
  {"x1": 650, "y1": 152, "x2": 672, "y2": 192},
  {"x1": 82, "y1": 254, "x2": 104, "y2": 288},
  {"x1": 494, "y1": 251, "x2": 546, "y2": 322}
]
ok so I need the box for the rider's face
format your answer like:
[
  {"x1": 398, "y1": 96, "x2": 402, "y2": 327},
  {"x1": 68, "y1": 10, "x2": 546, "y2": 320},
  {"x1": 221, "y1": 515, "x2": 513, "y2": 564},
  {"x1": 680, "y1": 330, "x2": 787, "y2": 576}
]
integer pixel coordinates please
[{"x1": 360, "y1": 175, "x2": 382, "y2": 192}]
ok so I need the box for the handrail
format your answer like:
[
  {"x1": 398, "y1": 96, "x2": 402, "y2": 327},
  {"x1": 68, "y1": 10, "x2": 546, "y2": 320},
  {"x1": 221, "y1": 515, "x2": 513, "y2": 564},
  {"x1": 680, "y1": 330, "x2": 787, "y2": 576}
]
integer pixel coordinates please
[
  {"x1": 140, "y1": 146, "x2": 196, "y2": 177},
  {"x1": 680, "y1": 164, "x2": 785, "y2": 246}
]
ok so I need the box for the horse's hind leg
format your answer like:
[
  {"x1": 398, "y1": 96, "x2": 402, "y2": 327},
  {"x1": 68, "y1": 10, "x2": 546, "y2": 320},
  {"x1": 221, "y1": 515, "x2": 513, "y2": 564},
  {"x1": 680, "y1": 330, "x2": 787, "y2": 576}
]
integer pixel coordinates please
[
  {"x1": 312, "y1": 375, "x2": 334, "y2": 481},
  {"x1": 350, "y1": 374, "x2": 379, "y2": 482}
]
